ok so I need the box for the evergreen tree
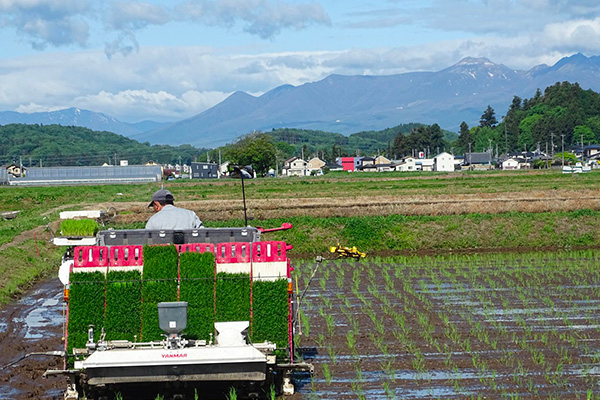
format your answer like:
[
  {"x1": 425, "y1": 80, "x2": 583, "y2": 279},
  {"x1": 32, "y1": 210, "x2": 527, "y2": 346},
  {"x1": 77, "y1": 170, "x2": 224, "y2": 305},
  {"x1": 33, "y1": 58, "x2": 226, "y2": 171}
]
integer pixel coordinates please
[
  {"x1": 408, "y1": 126, "x2": 431, "y2": 156},
  {"x1": 393, "y1": 132, "x2": 409, "y2": 158},
  {"x1": 429, "y1": 123, "x2": 445, "y2": 154},
  {"x1": 479, "y1": 105, "x2": 498, "y2": 128},
  {"x1": 509, "y1": 96, "x2": 522, "y2": 112},
  {"x1": 457, "y1": 121, "x2": 471, "y2": 154}
]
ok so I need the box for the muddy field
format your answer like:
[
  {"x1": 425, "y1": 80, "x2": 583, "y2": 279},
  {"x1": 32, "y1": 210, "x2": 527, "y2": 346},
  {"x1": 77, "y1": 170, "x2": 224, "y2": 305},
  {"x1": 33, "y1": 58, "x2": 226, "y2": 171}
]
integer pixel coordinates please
[
  {"x1": 2, "y1": 251, "x2": 600, "y2": 399},
  {"x1": 0, "y1": 278, "x2": 67, "y2": 399}
]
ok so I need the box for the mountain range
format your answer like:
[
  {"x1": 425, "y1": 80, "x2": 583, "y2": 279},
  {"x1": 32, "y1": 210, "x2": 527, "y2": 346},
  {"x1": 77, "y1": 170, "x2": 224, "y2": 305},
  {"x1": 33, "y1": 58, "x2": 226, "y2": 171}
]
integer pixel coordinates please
[
  {"x1": 3, "y1": 53, "x2": 600, "y2": 147},
  {"x1": 0, "y1": 108, "x2": 168, "y2": 137}
]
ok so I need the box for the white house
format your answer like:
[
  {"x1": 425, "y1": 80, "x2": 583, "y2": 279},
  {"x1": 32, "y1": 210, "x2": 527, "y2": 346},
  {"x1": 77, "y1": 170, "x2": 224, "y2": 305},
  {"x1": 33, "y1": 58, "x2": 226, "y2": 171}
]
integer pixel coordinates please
[
  {"x1": 283, "y1": 158, "x2": 308, "y2": 176},
  {"x1": 433, "y1": 152, "x2": 454, "y2": 172},
  {"x1": 418, "y1": 158, "x2": 435, "y2": 172},
  {"x1": 395, "y1": 157, "x2": 418, "y2": 172},
  {"x1": 502, "y1": 158, "x2": 520, "y2": 170},
  {"x1": 219, "y1": 161, "x2": 230, "y2": 177}
]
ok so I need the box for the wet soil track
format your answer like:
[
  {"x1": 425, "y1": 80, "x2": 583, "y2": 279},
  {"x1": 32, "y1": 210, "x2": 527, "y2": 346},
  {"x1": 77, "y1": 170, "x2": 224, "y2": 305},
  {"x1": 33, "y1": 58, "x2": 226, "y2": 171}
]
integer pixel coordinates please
[{"x1": 0, "y1": 278, "x2": 66, "y2": 399}]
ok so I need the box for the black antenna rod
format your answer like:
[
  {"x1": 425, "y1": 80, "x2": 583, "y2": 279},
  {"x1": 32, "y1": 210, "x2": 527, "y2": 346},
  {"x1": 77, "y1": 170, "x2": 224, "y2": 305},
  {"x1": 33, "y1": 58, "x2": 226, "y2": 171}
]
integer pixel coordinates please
[{"x1": 241, "y1": 173, "x2": 248, "y2": 226}]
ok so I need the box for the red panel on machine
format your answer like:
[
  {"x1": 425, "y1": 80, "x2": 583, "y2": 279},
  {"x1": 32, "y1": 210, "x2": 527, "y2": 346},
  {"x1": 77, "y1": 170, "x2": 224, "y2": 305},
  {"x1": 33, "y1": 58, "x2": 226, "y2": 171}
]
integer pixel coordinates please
[
  {"x1": 252, "y1": 241, "x2": 287, "y2": 262},
  {"x1": 109, "y1": 245, "x2": 143, "y2": 266},
  {"x1": 216, "y1": 242, "x2": 251, "y2": 263},
  {"x1": 73, "y1": 246, "x2": 109, "y2": 268}
]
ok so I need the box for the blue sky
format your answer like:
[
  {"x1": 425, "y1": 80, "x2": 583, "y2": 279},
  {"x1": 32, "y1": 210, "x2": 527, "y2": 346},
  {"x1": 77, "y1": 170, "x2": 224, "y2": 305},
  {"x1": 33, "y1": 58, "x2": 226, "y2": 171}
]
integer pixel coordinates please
[{"x1": 1, "y1": 0, "x2": 600, "y2": 123}]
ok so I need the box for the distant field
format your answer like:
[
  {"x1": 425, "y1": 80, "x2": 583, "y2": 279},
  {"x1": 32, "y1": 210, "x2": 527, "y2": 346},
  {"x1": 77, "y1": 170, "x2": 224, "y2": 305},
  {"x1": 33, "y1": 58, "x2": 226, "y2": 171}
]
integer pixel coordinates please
[
  {"x1": 1, "y1": 169, "x2": 600, "y2": 246},
  {"x1": 0, "y1": 169, "x2": 599, "y2": 304}
]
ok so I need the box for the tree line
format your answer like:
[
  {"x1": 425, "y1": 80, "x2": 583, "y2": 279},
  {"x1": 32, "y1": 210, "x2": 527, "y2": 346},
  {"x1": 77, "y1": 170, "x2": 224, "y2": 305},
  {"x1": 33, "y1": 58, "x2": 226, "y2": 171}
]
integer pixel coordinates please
[
  {"x1": 0, "y1": 124, "x2": 209, "y2": 167},
  {"x1": 456, "y1": 82, "x2": 600, "y2": 155}
]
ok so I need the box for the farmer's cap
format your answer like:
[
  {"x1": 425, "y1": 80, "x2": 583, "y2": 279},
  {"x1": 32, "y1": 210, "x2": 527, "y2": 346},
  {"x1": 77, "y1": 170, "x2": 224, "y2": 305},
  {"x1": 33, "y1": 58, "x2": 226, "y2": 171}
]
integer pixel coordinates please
[{"x1": 148, "y1": 189, "x2": 174, "y2": 207}]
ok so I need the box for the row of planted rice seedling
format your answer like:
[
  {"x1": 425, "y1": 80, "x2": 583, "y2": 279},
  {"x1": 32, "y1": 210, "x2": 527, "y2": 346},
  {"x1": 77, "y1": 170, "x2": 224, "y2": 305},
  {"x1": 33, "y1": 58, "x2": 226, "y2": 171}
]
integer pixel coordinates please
[
  {"x1": 68, "y1": 244, "x2": 289, "y2": 352},
  {"x1": 298, "y1": 250, "x2": 600, "y2": 399}
]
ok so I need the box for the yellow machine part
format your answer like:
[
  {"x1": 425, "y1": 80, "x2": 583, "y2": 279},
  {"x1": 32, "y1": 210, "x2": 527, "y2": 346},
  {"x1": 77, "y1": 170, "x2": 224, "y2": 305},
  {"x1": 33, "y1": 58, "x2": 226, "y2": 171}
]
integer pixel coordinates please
[{"x1": 329, "y1": 243, "x2": 366, "y2": 259}]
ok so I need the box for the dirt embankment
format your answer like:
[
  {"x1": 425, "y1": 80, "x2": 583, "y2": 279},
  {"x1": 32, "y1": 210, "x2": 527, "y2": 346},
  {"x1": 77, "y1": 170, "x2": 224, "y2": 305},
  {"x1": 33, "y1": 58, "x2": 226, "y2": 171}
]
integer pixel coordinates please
[{"x1": 88, "y1": 189, "x2": 600, "y2": 225}]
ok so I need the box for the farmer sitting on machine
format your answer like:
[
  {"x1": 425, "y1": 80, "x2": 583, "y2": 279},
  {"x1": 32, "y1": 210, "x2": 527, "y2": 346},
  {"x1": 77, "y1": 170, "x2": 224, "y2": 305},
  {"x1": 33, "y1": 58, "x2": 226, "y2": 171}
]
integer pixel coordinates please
[{"x1": 146, "y1": 189, "x2": 203, "y2": 230}]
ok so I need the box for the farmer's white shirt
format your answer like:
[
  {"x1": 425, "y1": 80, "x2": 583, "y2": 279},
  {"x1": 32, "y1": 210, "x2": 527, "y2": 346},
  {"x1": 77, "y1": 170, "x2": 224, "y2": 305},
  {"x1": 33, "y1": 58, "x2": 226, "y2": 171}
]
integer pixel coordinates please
[{"x1": 145, "y1": 204, "x2": 203, "y2": 230}]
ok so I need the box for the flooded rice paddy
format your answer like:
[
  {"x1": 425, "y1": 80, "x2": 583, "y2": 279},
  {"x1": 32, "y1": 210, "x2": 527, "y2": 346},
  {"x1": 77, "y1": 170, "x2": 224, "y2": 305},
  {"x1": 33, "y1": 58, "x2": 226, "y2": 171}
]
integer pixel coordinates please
[{"x1": 296, "y1": 250, "x2": 600, "y2": 399}]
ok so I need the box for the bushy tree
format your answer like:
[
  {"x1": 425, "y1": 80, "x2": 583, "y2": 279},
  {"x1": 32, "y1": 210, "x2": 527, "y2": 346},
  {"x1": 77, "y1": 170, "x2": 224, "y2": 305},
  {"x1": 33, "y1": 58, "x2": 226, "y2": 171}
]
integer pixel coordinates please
[
  {"x1": 471, "y1": 126, "x2": 499, "y2": 152},
  {"x1": 224, "y1": 132, "x2": 277, "y2": 176},
  {"x1": 518, "y1": 114, "x2": 542, "y2": 150},
  {"x1": 574, "y1": 125, "x2": 596, "y2": 145}
]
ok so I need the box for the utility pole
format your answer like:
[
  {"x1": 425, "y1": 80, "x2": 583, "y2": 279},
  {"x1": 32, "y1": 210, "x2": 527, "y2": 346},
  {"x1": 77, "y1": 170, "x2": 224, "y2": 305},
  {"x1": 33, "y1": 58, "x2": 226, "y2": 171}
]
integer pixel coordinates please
[
  {"x1": 504, "y1": 123, "x2": 508, "y2": 155},
  {"x1": 550, "y1": 132, "x2": 554, "y2": 162},
  {"x1": 545, "y1": 142, "x2": 548, "y2": 168},
  {"x1": 561, "y1": 134, "x2": 565, "y2": 167},
  {"x1": 468, "y1": 142, "x2": 472, "y2": 168},
  {"x1": 488, "y1": 139, "x2": 492, "y2": 168},
  {"x1": 524, "y1": 144, "x2": 527, "y2": 169},
  {"x1": 581, "y1": 134, "x2": 584, "y2": 164}
]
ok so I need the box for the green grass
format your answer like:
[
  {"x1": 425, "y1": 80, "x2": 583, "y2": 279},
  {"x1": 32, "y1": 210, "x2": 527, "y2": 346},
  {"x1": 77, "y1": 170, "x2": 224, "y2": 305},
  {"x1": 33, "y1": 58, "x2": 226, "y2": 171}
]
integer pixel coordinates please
[
  {"x1": 205, "y1": 210, "x2": 600, "y2": 256},
  {"x1": 0, "y1": 239, "x2": 61, "y2": 306}
]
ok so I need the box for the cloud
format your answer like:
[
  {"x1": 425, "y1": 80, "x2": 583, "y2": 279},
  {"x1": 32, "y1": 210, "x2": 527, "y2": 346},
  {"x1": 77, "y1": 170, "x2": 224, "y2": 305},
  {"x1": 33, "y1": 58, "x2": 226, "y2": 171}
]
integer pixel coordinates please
[
  {"x1": 14, "y1": 102, "x2": 65, "y2": 113},
  {"x1": 74, "y1": 89, "x2": 229, "y2": 121},
  {"x1": 0, "y1": 0, "x2": 330, "y2": 53},
  {"x1": 342, "y1": 7, "x2": 411, "y2": 29},
  {"x1": 538, "y1": 18, "x2": 600, "y2": 52},
  {"x1": 104, "y1": 30, "x2": 140, "y2": 58},
  {"x1": 0, "y1": 0, "x2": 91, "y2": 48},
  {"x1": 0, "y1": 27, "x2": 592, "y2": 124},
  {"x1": 107, "y1": 1, "x2": 171, "y2": 30},
  {"x1": 358, "y1": 0, "x2": 600, "y2": 38},
  {"x1": 175, "y1": 0, "x2": 331, "y2": 39}
]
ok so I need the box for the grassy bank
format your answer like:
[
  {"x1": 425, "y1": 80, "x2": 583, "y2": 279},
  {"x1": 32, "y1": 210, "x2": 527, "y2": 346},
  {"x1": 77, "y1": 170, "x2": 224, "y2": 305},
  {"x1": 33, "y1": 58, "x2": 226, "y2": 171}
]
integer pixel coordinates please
[
  {"x1": 208, "y1": 209, "x2": 600, "y2": 256},
  {"x1": 0, "y1": 239, "x2": 62, "y2": 306}
]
